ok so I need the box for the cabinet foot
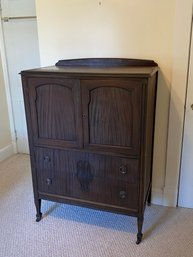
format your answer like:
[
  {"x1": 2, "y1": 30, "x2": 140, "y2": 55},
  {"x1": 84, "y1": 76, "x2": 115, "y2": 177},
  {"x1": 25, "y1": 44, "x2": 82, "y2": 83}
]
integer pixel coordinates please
[
  {"x1": 147, "y1": 188, "x2": 152, "y2": 206},
  {"x1": 35, "y1": 199, "x2": 42, "y2": 222},
  {"x1": 136, "y1": 216, "x2": 144, "y2": 244},
  {"x1": 136, "y1": 233, "x2": 143, "y2": 244},
  {"x1": 36, "y1": 213, "x2": 42, "y2": 222}
]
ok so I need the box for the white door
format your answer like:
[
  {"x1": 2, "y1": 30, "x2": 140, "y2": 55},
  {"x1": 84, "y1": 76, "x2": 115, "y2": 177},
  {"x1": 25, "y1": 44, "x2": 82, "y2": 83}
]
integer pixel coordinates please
[
  {"x1": 178, "y1": 21, "x2": 193, "y2": 208},
  {"x1": 0, "y1": 0, "x2": 40, "y2": 153}
]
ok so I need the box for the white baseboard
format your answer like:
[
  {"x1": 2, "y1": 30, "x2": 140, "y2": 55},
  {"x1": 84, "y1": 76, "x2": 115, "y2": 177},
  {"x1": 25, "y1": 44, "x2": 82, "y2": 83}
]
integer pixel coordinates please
[
  {"x1": 162, "y1": 187, "x2": 178, "y2": 207},
  {"x1": 0, "y1": 143, "x2": 16, "y2": 162},
  {"x1": 152, "y1": 188, "x2": 164, "y2": 206},
  {"x1": 151, "y1": 187, "x2": 177, "y2": 207}
]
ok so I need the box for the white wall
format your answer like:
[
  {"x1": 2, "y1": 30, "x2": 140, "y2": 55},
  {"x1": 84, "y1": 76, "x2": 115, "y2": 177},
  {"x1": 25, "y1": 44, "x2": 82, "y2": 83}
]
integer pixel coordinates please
[{"x1": 35, "y1": 0, "x2": 176, "y2": 205}]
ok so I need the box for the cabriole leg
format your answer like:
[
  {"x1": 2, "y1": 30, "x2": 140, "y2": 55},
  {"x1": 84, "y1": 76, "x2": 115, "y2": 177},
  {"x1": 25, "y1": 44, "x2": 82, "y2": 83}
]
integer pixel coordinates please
[
  {"x1": 136, "y1": 216, "x2": 144, "y2": 244},
  {"x1": 35, "y1": 199, "x2": 42, "y2": 222},
  {"x1": 147, "y1": 188, "x2": 152, "y2": 206}
]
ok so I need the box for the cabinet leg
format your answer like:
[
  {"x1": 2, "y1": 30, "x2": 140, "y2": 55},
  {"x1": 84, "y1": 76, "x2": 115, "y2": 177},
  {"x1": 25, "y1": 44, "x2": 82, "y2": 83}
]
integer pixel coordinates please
[
  {"x1": 35, "y1": 199, "x2": 42, "y2": 222},
  {"x1": 147, "y1": 188, "x2": 152, "y2": 206},
  {"x1": 136, "y1": 216, "x2": 144, "y2": 244}
]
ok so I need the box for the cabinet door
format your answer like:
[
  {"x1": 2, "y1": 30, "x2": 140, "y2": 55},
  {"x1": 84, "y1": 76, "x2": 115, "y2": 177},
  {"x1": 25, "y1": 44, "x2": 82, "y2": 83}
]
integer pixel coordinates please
[
  {"x1": 81, "y1": 79, "x2": 143, "y2": 155},
  {"x1": 26, "y1": 77, "x2": 82, "y2": 148}
]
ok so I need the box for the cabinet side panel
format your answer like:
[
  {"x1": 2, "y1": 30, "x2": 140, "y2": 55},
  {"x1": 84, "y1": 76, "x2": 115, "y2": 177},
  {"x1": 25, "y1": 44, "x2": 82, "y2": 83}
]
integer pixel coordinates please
[
  {"x1": 143, "y1": 73, "x2": 158, "y2": 204},
  {"x1": 21, "y1": 75, "x2": 40, "y2": 202}
]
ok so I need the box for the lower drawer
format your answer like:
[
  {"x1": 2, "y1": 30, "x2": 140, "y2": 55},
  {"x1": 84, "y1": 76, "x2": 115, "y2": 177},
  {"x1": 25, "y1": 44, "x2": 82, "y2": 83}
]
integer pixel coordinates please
[{"x1": 35, "y1": 147, "x2": 139, "y2": 211}]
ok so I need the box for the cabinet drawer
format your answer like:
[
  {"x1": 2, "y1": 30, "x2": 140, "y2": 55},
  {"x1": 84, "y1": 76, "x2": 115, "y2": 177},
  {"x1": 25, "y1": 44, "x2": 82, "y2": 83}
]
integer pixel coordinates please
[
  {"x1": 35, "y1": 147, "x2": 139, "y2": 210},
  {"x1": 34, "y1": 147, "x2": 139, "y2": 182},
  {"x1": 41, "y1": 175, "x2": 139, "y2": 211}
]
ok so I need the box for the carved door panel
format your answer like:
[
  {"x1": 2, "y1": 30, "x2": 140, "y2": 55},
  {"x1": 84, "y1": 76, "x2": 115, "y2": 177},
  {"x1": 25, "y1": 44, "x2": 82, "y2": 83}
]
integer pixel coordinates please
[
  {"x1": 26, "y1": 77, "x2": 82, "y2": 148},
  {"x1": 81, "y1": 79, "x2": 143, "y2": 155}
]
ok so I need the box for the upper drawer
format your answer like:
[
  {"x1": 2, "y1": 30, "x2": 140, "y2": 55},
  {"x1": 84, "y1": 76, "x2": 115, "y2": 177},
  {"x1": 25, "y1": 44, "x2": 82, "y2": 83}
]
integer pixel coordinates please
[
  {"x1": 34, "y1": 147, "x2": 139, "y2": 183},
  {"x1": 81, "y1": 78, "x2": 144, "y2": 156}
]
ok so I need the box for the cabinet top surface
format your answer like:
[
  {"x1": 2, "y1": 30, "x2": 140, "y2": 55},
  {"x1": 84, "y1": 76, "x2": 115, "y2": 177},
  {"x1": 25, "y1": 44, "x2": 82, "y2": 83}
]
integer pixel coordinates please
[
  {"x1": 21, "y1": 65, "x2": 158, "y2": 77},
  {"x1": 21, "y1": 58, "x2": 158, "y2": 78}
]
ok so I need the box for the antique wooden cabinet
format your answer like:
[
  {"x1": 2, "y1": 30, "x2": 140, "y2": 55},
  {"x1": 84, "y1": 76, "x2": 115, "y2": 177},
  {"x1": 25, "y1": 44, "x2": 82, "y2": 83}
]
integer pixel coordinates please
[{"x1": 21, "y1": 58, "x2": 158, "y2": 244}]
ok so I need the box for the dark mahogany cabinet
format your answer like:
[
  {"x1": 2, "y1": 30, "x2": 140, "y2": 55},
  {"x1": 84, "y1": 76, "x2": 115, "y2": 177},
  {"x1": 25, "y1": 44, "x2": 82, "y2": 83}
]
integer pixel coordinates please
[{"x1": 21, "y1": 58, "x2": 158, "y2": 244}]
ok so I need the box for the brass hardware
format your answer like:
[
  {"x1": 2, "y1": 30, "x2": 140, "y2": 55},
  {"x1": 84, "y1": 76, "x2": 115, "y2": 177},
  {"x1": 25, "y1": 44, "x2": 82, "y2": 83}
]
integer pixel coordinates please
[
  {"x1": 46, "y1": 178, "x2": 52, "y2": 186},
  {"x1": 119, "y1": 165, "x2": 127, "y2": 174},
  {"x1": 119, "y1": 191, "x2": 126, "y2": 199},
  {"x1": 44, "y1": 156, "x2": 50, "y2": 162}
]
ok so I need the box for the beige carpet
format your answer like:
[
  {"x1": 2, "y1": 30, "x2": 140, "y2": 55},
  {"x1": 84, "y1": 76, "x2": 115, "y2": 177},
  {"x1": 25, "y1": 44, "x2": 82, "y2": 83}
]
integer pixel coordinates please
[{"x1": 0, "y1": 154, "x2": 193, "y2": 257}]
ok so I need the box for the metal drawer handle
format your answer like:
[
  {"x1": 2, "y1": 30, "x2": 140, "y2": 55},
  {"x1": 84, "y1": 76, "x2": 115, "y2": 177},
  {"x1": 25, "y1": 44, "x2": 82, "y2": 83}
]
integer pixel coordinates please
[
  {"x1": 46, "y1": 178, "x2": 52, "y2": 186},
  {"x1": 119, "y1": 165, "x2": 127, "y2": 175},
  {"x1": 119, "y1": 190, "x2": 127, "y2": 199},
  {"x1": 44, "y1": 156, "x2": 50, "y2": 162}
]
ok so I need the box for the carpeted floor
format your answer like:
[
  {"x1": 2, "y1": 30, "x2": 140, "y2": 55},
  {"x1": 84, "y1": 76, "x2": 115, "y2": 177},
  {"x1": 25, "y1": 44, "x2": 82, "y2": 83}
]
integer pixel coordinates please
[{"x1": 0, "y1": 154, "x2": 193, "y2": 257}]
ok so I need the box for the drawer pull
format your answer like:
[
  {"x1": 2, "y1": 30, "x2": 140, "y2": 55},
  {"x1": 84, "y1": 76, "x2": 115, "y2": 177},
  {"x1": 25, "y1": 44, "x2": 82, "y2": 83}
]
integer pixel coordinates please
[
  {"x1": 46, "y1": 178, "x2": 52, "y2": 186},
  {"x1": 119, "y1": 190, "x2": 127, "y2": 199},
  {"x1": 44, "y1": 156, "x2": 50, "y2": 162},
  {"x1": 119, "y1": 165, "x2": 127, "y2": 175}
]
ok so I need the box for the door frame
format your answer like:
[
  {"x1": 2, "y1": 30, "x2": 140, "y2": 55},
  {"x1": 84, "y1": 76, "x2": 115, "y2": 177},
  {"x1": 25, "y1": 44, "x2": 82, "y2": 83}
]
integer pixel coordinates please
[
  {"x1": 0, "y1": 13, "x2": 17, "y2": 153},
  {"x1": 0, "y1": 1, "x2": 40, "y2": 154},
  {"x1": 163, "y1": 0, "x2": 193, "y2": 207}
]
